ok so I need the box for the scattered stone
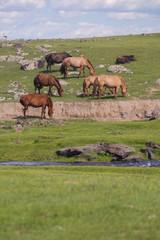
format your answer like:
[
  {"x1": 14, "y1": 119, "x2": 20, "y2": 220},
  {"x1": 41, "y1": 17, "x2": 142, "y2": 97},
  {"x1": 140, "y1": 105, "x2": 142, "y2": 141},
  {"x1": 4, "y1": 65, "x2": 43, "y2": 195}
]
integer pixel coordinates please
[
  {"x1": 0, "y1": 97, "x2": 5, "y2": 101},
  {"x1": 7, "y1": 55, "x2": 24, "y2": 62},
  {"x1": 68, "y1": 71, "x2": 79, "y2": 76},
  {"x1": 155, "y1": 79, "x2": 160, "y2": 85},
  {"x1": 121, "y1": 112, "x2": 129, "y2": 118},
  {"x1": 20, "y1": 58, "x2": 45, "y2": 70},
  {"x1": 149, "y1": 108, "x2": 160, "y2": 120},
  {"x1": 0, "y1": 56, "x2": 8, "y2": 62},
  {"x1": 14, "y1": 43, "x2": 24, "y2": 49},
  {"x1": 96, "y1": 64, "x2": 105, "y2": 68},
  {"x1": 107, "y1": 65, "x2": 133, "y2": 74},
  {"x1": 59, "y1": 80, "x2": 70, "y2": 86},
  {"x1": 74, "y1": 48, "x2": 79, "y2": 52}
]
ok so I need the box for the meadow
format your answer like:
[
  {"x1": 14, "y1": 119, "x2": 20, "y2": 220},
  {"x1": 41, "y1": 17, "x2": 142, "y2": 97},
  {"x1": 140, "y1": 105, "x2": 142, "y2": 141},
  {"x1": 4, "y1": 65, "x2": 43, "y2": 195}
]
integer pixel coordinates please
[
  {"x1": 0, "y1": 34, "x2": 160, "y2": 240},
  {"x1": 0, "y1": 33, "x2": 160, "y2": 101}
]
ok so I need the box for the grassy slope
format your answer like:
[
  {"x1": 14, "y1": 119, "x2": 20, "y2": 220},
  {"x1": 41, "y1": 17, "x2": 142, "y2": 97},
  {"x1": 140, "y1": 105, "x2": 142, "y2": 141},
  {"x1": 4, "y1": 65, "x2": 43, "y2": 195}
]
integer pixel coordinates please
[
  {"x1": 0, "y1": 166, "x2": 160, "y2": 240},
  {"x1": 0, "y1": 118, "x2": 160, "y2": 162},
  {"x1": 0, "y1": 33, "x2": 160, "y2": 101}
]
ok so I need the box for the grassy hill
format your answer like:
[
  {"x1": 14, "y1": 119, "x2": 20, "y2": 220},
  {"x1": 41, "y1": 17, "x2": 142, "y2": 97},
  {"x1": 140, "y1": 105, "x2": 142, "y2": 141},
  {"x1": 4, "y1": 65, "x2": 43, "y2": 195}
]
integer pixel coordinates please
[{"x1": 0, "y1": 33, "x2": 160, "y2": 102}]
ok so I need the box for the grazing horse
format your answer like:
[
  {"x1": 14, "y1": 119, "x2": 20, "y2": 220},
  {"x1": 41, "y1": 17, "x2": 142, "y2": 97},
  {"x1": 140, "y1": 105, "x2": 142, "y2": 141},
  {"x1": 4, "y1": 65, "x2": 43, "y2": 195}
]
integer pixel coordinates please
[
  {"x1": 34, "y1": 73, "x2": 63, "y2": 97},
  {"x1": 115, "y1": 55, "x2": 136, "y2": 64},
  {"x1": 60, "y1": 56, "x2": 95, "y2": 79},
  {"x1": 92, "y1": 75, "x2": 127, "y2": 99},
  {"x1": 45, "y1": 52, "x2": 72, "y2": 72},
  {"x1": 20, "y1": 94, "x2": 54, "y2": 119},
  {"x1": 83, "y1": 75, "x2": 115, "y2": 97}
]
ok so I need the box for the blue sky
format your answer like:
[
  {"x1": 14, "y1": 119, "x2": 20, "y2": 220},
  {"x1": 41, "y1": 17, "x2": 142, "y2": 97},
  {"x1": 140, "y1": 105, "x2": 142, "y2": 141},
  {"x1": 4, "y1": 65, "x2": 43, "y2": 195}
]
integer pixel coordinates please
[{"x1": 0, "y1": 0, "x2": 160, "y2": 40}]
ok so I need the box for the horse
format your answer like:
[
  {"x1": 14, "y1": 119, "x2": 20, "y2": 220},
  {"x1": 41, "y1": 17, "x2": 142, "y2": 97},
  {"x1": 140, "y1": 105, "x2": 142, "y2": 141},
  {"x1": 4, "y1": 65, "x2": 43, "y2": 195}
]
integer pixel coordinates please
[
  {"x1": 91, "y1": 75, "x2": 127, "y2": 99},
  {"x1": 34, "y1": 73, "x2": 63, "y2": 97},
  {"x1": 45, "y1": 52, "x2": 72, "y2": 72},
  {"x1": 60, "y1": 56, "x2": 95, "y2": 79},
  {"x1": 20, "y1": 94, "x2": 54, "y2": 119},
  {"x1": 115, "y1": 55, "x2": 136, "y2": 64},
  {"x1": 83, "y1": 75, "x2": 115, "y2": 97}
]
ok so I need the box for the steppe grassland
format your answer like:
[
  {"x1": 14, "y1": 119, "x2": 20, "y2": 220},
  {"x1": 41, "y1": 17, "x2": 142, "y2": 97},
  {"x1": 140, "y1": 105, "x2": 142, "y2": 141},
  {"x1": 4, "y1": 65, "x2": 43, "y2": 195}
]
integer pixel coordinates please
[{"x1": 0, "y1": 33, "x2": 160, "y2": 101}]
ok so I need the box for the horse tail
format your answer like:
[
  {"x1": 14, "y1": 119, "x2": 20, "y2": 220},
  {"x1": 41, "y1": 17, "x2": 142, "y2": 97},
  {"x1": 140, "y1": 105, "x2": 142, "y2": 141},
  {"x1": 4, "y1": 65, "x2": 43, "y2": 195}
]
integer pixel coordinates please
[
  {"x1": 60, "y1": 61, "x2": 66, "y2": 74},
  {"x1": 20, "y1": 95, "x2": 25, "y2": 106},
  {"x1": 91, "y1": 78, "x2": 98, "y2": 98}
]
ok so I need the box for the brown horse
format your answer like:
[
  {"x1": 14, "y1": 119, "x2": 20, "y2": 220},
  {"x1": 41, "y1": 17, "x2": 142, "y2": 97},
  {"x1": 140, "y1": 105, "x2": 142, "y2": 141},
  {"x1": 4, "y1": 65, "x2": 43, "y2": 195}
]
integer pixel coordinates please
[
  {"x1": 83, "y1": 75, "x2": 115, "y2": 97},
  {"x1": 115, "y1": 55, "x2": 136, "y2": 64},
  {"x1": 92, "y1": 75, "x2": 127, "y2": 99},
  {"x1": 34, "y1": 73, "x2": 63, "y2": 97},
  {"x1": 45, "y1": 52, "x2": 72, "y2": 72},
  {"x1": 20, "y1": 94, "x2": 54, "y2": 119},
  {"x1": 60, "y1": 56, "x2": 95, "y2": 79}
]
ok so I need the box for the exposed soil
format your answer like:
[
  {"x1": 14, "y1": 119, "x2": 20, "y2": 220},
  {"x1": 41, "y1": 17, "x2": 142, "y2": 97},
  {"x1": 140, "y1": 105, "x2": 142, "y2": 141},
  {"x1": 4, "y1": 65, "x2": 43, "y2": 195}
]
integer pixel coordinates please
[{"x1": 0, "y1": 99, "x2": 160, "y2": 121}]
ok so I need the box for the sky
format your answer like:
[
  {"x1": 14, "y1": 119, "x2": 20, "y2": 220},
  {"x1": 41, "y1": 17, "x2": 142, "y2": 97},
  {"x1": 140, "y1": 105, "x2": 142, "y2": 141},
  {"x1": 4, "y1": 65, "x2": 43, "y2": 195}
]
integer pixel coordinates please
[{"x1": 0, "y1": 0, "x2": 160, "y2": 40}]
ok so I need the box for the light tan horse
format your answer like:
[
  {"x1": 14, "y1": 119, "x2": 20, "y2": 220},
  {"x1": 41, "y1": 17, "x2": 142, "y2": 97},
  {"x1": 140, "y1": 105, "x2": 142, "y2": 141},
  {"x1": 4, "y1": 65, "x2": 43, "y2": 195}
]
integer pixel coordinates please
[
  {"x1": 60, "y1": 56, "x2": 95, "y2": 79},
  {"x1": 92, "y1": 75, "x2": 127, "y2": 99},
  {"x1": 83, "y1": 75, "x2": 115, "y2": 97}
]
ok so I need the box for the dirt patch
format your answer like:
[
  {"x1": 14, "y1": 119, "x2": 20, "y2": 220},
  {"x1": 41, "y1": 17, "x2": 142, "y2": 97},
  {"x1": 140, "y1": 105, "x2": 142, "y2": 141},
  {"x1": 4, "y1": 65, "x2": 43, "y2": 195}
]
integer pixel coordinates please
[{"x1": 0, "y1": 99, "x2": 160, "y2": 121}]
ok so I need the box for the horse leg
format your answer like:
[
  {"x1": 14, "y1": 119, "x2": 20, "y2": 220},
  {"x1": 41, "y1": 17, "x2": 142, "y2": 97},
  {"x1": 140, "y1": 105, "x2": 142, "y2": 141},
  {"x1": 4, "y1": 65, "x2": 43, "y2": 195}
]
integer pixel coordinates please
[
  {"x1": 41, "y1": 105, "x2": 45, "y2": 119},
  {"x1": 114, "y1": 86, "x2": 119, "y2": 99},
  {"x1": 98, "y1": 86, "x2": 103, "y2": 99},
  {"x1": 48, "y1": 86, "x2": 52, "y2": 96},
  {"x1": 78, "y1": 66, "x2": 83, "y2": 78},
  {"x1": 38, "y1": 88, "x2": 40, "y2": 94},
  {"x1": 35, "y1": 87, "x2": 37, "y2": 94},
  {"x1": 23, "y1": 106, "x2": 28, "y2": 120},
  {"x1": 83, "y1": 67, "x2": 85, "y2": 77}
]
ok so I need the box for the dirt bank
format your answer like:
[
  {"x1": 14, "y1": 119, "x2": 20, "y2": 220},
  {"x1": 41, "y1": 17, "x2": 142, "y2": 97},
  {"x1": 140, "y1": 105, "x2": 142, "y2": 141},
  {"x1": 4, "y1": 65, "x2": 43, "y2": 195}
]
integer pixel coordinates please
[{"x1": 0, "y1": 99, "x2": 160, "y2": 121}]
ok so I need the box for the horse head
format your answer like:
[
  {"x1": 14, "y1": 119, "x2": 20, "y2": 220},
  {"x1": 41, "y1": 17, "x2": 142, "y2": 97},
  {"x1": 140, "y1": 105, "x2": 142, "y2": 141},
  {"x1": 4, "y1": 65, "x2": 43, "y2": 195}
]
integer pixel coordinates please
[
  {"x1": 58, "y1": 88, "x2": 63, "y2": 97},
  {"x1": 48, "y1": 107, "x2": 54, "y2": 118}
]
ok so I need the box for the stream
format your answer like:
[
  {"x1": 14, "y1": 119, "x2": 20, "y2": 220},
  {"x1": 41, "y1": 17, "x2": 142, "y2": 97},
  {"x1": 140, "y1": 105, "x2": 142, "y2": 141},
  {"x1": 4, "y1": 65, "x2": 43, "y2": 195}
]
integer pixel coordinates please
[{"x1": 0, "y1": 159, "x2": 160, "y2": 167}]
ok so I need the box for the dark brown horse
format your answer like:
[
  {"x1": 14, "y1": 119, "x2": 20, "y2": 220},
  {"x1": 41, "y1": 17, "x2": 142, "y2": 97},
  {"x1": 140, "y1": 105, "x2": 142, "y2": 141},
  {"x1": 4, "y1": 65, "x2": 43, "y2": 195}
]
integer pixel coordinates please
[
  {"x1": 34, "y1": 73, "x2": 63, "y2": 97},
  {"x1": 45, "y1": 52, "x2": 72, "y2": 72},
  {"x1": 20, "y1": 94, "x2": 54, "y2": 119},
  {"x1": 60, "y1": 56, "x2": 95, "y2": 79},
  {"x1": 115, "y1": 55, "x2": 136, "y2": 64}
]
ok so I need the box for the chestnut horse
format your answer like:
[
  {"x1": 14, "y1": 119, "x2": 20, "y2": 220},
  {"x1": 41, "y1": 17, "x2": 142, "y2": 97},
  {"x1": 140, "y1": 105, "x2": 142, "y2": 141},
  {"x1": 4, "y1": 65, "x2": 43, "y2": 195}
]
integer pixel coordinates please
[
  {"x1": 92, "y1": 75, "x2": 127, "y2": 99},
  {"x1": 34, "y1": 73, "x2": 63, "y2": 97},
  {"x1": 45, "y1": 52, "x2": 72, "y2": 72},
  {"x1": 20, "y1": 94, "x2": 54, "y2": 119},
  {"x1": 60, "y1": 56, "x2": 95, "y2": 79},
  {"x1": 83, "y1": 75, "x2": 115, "y2": 97}
]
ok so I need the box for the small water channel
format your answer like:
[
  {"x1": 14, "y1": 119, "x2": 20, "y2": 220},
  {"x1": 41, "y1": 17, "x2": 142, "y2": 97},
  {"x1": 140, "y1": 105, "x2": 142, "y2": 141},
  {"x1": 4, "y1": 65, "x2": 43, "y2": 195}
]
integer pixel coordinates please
[{"x1": 0, "y1": 160, "x2": 160, "y2": 167}]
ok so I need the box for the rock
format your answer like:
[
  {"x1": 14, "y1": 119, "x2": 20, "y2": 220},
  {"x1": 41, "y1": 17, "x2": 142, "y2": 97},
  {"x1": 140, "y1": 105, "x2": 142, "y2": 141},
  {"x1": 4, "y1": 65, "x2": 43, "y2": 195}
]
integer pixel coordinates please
[
  {"x1": 14, "y1": 43, "x2": 24, "y2": 49},
  {"x1": 7, "y1": 55, "x2": 24, "y2": 62},
  {"x1": 104, "y1": 143, "x2": 135, "y2": 159},
  {"x1": 107, "y1": 65, "x2": 133, "y2": 74},
  {"x1": 121, "y1": 112, "x2": 129, "y2": 118},
  {"x1": 0, "y1": 56, "x2": 8, "y2": 62},
  {"x1": 20, "y1": 58, "x2": 45, "y2": 70},
  {"x1": 0, "y1": 97, "x2": 5, "y2": 101},
  {"x1": 149, "y1": 108, "x2": 160, "y2": 120},
  {"x1": 155, "y1": 79, "x2": 160, "y2": 85},
  {"x1": 96, "y1": 64, "x2": 105, "y2": 68},
  {"x1": 56, "y1": 142, "x2": 135, "y2": 159},
  {"x1": 59, "y1": 80, "x2": 70, "y2": 86}
]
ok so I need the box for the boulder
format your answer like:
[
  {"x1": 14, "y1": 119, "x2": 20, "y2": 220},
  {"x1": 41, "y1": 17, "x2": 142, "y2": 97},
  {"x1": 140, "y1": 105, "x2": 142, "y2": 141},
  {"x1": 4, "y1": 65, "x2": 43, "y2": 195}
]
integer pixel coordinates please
[
  {"x1": 20, "y1": 58, "x2": 45, "y2": 70},
  {"x1": 56, "y1": 142, "x2": 135, "y2": 159},
  {"x1": 107, "y1": 65, "x2": 133, "y2": 74},
  {"x1": 149, "y1": 108, "x2": 160, "y2": 120},
  {"x1": 0, "y1": 56, "x2": 8, "y2": 62},
  {"x1": 7, "y1": 55, "x2": 24, "y2": 62}
]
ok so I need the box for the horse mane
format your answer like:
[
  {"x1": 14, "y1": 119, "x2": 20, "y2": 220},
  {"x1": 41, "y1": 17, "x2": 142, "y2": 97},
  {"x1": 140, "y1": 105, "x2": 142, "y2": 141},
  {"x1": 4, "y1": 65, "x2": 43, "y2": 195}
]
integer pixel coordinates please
[
  {"x1": 119, "y1": 76, "x2": 126, "y2": 87},
  {"x1": 48, "y1": 96, "x2": 53, "y2": 108},
  {"x1": 86, "y1": 58, "x2": 94, "y2": 70},
  {"x1": 52, "y1": 76, "x2": 62, "y2": 88}
]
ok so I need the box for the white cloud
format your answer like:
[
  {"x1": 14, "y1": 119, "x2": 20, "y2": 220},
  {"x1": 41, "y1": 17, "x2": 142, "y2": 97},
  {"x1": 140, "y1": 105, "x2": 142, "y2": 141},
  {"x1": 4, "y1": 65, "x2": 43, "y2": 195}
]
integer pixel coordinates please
[
  {"x1": 0, "y1": 0, "x2": 46, "y2": 10},
  {"x1": 107, "y1": 12, "x2": 154, "y2": 20},
  {"x1": 49, "y1": 0, "x2": 160, "y2": 11}
]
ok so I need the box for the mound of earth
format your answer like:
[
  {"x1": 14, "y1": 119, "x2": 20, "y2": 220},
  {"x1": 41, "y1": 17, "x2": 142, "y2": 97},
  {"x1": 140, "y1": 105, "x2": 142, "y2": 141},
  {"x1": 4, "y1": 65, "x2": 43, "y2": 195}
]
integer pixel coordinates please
[{"x1": 0, "y1": 99, "x2": 160, "y2": 121}]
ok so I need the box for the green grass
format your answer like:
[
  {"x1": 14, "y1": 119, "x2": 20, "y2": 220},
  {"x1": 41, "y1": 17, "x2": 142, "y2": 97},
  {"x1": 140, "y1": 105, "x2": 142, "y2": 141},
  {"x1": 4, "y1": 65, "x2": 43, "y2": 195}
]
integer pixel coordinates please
[
  {"x1": 0, "y1": 33, "x2": 160, "y2": 102},
  {"x1": 0, "y1": 118, "x2": 160, "y2": 162},
  {"x1": 0, "y1": 166, "x2": 160, "y2": 240}
]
